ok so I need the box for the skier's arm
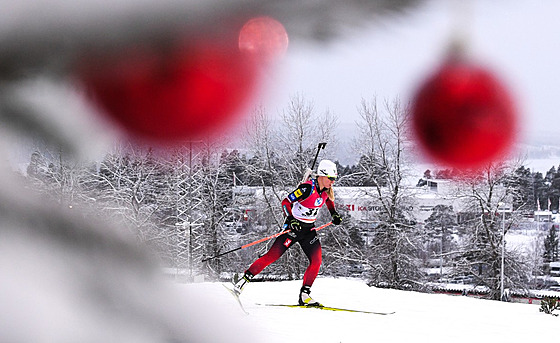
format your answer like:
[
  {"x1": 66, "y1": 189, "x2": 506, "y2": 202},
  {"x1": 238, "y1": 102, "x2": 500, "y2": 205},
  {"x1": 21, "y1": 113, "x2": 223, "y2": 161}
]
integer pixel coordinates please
[
  {"x1": 325, "y1": 198, "x2": 336, "y2": 215},
  {"x1": 281, "y1": 183, "x2": 312, "y2": 217},
  {"x1": 325, "y1": 198, "x2": 342, "y2": 225}
]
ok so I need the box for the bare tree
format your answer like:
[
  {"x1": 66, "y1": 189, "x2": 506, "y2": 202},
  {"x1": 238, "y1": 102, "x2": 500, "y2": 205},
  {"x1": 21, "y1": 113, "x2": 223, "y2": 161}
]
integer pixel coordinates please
[
  {"x1": 353, "y1": 96, "x2": 424, "y2": 289},
  {"x1": 423, "y1": 205, "x2": 457, "y2": 280},
  {"x1": 96, "y1": 144, "x2": 163, "y2": 238},
  {"x1": 243, "y1": 104, "x2": 285, "y2": 225},
  {"x1": 26, "y1": 147, "x2": 95, "y2": 210},
  {"x1": 197, "y1": 141, "x2": 239, "y2": 276},
  {"x1": 280, "y1": 94, "x2": 315, "y2": 175},
  {"x1": 278, "y1": 93, "x2": 339, "y2": 182},
  {"x1": 452, "y1": 161, "x2": 530, "y2": 300}
]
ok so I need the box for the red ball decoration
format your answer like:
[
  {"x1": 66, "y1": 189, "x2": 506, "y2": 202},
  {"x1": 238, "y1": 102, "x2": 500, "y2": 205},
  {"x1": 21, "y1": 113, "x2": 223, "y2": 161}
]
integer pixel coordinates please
[
  {"x1": 238, "y1": 16, "x2": 289, "y2": 64},
  {"x1": 411, "y1": 59, "x2": 518, "y2": 171},
  {"x1": 77, "y1": 37, "x2": 260, "y2": 145}
]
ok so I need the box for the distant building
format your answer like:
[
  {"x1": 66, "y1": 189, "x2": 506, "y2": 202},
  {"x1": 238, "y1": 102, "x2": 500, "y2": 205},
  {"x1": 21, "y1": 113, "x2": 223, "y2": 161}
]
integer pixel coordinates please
[
  {"x1": 534, "y1": 210, "x2": 553, "y2": 223},
  {"x1": 232, "y1": 176, "x2": 512, "y2": 224},
  {"x1": 331, "y1": 185, "x2": 458, "y2": 223}
]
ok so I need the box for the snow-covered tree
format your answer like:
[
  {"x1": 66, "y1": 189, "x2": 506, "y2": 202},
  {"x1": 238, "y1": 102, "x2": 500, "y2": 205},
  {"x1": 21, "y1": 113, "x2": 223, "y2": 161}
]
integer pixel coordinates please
[
  {"x1": 197, "y1": 142, "x2": 242, "y2": 276},
  {"x1": 277, "y1": 93, "x2": 339, "y2": 184},
  {"x1": 320, "y1": 217, "x2": 367, "y2": 277},
  {"x1": 95, "y1": 145, "x2": 164, "y2": 239},
  {"x1": 353, "y1": 96, "x2": 424, "y2": 289},
  {"x1": 452, "y1": 162, "x2": 530, "y2": 300},
  {"x1": 423, "y1": 204, "x2": 457, "y2": 278},
  {"x1": 26, "y1": 148, "x2": 92, "y2": 208}
]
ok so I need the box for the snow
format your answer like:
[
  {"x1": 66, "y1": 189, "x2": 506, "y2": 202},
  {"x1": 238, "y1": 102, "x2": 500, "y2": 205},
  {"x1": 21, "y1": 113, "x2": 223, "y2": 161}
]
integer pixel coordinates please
[{"x1": 176, "y1": 278, "x2": 558, "y2": 342}]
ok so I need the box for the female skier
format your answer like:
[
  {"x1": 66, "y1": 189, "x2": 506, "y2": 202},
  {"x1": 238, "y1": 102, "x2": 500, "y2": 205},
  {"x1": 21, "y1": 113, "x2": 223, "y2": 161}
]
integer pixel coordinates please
[{"x1": 232, "y1": 159, "x2": 342, "y2": 306}]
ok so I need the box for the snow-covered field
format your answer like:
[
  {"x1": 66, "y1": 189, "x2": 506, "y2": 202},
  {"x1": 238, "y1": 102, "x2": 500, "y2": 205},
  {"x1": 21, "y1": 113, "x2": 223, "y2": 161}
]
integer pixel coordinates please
[{"x1": 177, "y1": 278, "x2": 558, "y2": 343}]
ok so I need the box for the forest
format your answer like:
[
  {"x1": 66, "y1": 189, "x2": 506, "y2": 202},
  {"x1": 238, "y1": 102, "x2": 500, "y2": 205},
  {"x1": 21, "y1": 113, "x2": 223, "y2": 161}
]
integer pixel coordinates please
[{"x1": 20, "y1": 95, "x2": 560, "y2": 301}]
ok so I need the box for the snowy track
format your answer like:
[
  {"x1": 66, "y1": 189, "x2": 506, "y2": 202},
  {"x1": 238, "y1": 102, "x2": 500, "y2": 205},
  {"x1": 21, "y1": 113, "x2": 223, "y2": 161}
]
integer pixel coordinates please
[{"x1": 175, "y1": 278, "x2": 558, "y2": 342}]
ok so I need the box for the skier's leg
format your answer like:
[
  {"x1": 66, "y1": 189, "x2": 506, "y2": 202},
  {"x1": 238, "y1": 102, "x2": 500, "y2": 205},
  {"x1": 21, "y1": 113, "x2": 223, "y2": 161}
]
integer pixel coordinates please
[
  {"x1": 233, "y1": 235, "x2": 291, "y2": 294},
  {"x1": 298, "y1": 232, "x2": 323, "y2": 306},
  {"x1": 232, "y1": 271, "x2": 253, "y2": 294},
  {"x1": 245, "y1": 233, "x2": 292, "y2": 276},
  {"x1": 300, "y1": 232, "x2": 322, "y2": 287}
]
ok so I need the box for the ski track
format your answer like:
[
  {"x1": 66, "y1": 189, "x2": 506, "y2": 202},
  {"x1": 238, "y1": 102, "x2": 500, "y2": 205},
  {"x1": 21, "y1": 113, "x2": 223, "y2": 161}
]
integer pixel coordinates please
[{"x1": 174, "y1": 278, "x2": 558, "y2": 343}]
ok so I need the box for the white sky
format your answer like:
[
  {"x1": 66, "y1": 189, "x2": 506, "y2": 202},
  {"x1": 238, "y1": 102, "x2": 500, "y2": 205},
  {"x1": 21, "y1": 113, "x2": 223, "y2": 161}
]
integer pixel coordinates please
[
  {"x1": 265, "y1": 0, "x2": 560, "y2": 146},
  {"x1": 5, "y1": 0, "x2": 560, "y2": 170}
]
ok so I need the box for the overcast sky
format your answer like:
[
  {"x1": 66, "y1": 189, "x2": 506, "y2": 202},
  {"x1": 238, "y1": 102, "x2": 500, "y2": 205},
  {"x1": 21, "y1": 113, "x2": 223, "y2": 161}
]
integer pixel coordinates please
[
  {"x1": 264, "y1": 0, "x2": 560, "y2": 147},
  {"x1": 5, "y1": 0, "x2": 560, "y2": 171}
]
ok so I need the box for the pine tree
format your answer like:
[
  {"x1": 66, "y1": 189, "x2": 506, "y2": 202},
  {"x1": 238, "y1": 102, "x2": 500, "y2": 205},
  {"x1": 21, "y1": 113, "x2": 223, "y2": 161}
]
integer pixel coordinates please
[
  {"x1": 544, "y1": 225, "x2": 559, "y2": 263},
  {"x1": 508, "y1": 166, "x2": 533, "y2": 214}
]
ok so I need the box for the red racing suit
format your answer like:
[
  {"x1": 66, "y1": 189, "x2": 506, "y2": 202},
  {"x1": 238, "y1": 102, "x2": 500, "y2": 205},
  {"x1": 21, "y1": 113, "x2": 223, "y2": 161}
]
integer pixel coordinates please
[
  {"x1": 281, "y1": 178, "x2": 336, "y2": 223},
  {"x1": 245, "y1": 178, "x2": 335, "y2": 287}
]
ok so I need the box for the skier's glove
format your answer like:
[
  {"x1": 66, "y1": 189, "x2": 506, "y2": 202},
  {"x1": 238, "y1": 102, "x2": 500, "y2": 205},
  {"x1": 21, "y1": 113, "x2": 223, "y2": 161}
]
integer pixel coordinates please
[
  {"x1": 287, "y1": 216, "x2": 302, "y2": 232},
  {"x1": 331, "y1": 212, "x2": 342, "y2": 225}
]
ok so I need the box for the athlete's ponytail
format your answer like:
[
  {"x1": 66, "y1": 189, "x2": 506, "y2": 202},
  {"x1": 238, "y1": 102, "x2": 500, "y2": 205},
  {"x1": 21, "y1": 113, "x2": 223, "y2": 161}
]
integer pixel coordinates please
[{"x1": 326, "y1": 187, "x2": 335, "y2": 202}]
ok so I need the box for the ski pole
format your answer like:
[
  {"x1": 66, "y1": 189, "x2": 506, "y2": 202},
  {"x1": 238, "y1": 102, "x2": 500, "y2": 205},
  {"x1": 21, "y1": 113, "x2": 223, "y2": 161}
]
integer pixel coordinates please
[{"x1": 201, "y1": 221, "x2": 333, "y2": 262}]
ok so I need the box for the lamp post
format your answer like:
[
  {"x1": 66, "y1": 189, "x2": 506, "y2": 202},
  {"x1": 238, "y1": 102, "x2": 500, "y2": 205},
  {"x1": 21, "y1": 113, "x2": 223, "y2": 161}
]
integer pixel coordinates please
[
  {"x1": 498, "y1": 202, "x2": 508, "y2": 301},
  {"x1": 500, "y1": 209, "x2": 505, "y2": 300}
]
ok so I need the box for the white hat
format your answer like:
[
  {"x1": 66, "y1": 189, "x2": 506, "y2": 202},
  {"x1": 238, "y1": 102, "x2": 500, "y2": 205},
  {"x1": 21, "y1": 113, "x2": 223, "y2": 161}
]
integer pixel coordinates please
[{"x1": 316, "y1": 160, "x2": 338, "y2": 178}]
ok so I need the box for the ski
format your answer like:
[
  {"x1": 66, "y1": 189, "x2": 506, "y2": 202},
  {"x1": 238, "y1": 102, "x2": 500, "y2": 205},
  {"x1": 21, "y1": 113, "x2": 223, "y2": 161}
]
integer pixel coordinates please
[
  {"x1": 222, "y1": 283, "x2": 249, "y2": 315},
  {"x1": 257, "y1": 303, "x2": 395, "y2": 315}
]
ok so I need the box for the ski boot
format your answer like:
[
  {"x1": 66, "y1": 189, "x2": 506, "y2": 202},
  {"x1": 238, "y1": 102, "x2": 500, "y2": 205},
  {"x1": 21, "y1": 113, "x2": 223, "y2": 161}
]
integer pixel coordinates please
[
  {"x1": 298, "y1": 285, "x2": 323, "y2": 307},
  {"x1": 232, "y1": 271, "x2": 253, "y2": 295}
]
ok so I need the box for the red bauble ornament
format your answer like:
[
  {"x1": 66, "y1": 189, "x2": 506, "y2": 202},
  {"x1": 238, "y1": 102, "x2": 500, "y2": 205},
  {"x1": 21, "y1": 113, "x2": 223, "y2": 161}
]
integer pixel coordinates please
[
  {"x1": 78, "y1": 37, "x2": 260, "y2": 144},
  {"x1": 238, "y1": 16, "x2": 289, "y2": 64},
  {"x1": 411, "y1": 59, "x2": 518, "y2": 171}
]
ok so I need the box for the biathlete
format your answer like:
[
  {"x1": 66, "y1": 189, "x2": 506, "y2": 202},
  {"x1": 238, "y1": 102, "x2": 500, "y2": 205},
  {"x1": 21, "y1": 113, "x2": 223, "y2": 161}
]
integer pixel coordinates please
[{"x1": 232, "y1": 160, "x2": 342, "y2": 306}]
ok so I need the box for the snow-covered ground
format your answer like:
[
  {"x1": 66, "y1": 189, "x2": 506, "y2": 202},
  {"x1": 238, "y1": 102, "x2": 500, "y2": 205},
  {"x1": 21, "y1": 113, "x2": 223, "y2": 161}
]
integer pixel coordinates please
[{"x1": 176, "y1": 278, "x2": 558, "y2": 343}]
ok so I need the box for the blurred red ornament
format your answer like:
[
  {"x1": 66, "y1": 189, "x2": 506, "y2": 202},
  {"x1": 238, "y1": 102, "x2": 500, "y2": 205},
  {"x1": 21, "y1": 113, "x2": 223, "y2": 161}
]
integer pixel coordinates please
[
  {"x1": 411, "y1": 58, "x2": 518, "y2": 171},
  {"x1": 78, "y1": 35, "x2": 261, "y2": 144},
  {"x1": 238, "y1": 16, "x2": 289, "y2": 64}
]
